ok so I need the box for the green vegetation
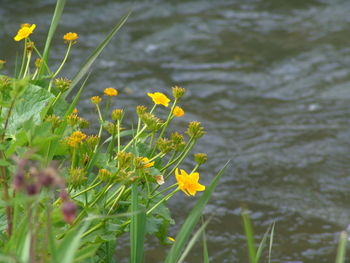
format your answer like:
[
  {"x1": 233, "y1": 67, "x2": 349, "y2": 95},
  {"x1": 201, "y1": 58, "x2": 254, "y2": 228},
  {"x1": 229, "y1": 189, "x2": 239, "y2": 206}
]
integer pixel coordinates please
[{"x1": 0, "y1": 0, "x2": 227, "y2": 262}]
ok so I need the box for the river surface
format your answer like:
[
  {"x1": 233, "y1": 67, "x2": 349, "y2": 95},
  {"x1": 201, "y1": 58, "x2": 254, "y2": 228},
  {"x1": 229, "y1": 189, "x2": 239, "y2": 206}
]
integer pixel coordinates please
[{"x1": 1, "y1": 0, "x2": 350, "y2": 262}]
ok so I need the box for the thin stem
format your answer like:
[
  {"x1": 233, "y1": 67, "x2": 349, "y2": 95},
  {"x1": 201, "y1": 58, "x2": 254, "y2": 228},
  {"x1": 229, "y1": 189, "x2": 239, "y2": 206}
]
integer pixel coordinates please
[
  {"x1": 107, "y1": 185, "x2": 126, "y2": 214},
  {"x1": 23, "y1": 51, "x2": 32, "y2": 78},
  {"x1": 18, "y1": 38, "x2": 27, "y2": 78},
  {"x1": 147, "y1": 188, "x2": 179, "y2": 215},
  {"x1": 29, "y1": 38, "x2": 52, "y2": 76},
  {"x1": 150, "y1": 183, "x2": 177, "y2": 199},
  {"x1": 52, "y1": 42, "x2": 72, "y2": 79},
  {"x1": 71, "y1": 181, "x2": 102, "y2": 199},
  {"x1": 117, "y1": 120, "x2": 121, "y2": 153}
]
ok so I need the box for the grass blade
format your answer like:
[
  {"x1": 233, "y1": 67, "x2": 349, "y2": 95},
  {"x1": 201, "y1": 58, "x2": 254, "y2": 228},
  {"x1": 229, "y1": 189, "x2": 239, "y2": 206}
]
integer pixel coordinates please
[
  {"x1": 56, "y1": 222, "x2": 90, "y2": 263},
  {"x1": 202, "y1": 218, "x2": 210, "y2": 263},
  {"x1": 177, "y1": 218, "x2": 211, "y2": 263},
  {"x1": 335, "y1": 231, "x2": 348, "y2": 263},
  {"x1": 255, "y1": 222, "x2": 275, "y2": 263},
  {"x1": 130, "y1": 184, "x2": 146, "y2": 263},
  {"x1": 241, "y1": 208, "x2": 256, "y2": 263},
  {"x1": 164, "y1": 161, "x2": 229, "y2": 263},
  {"x1": 268, "y1": 222, "x2": 275, "y2": 263},
  {"x1": 39, "y1": 0, "x2": 66, "y2": 78},
  {"x1": 64, "y1": 11, "x2": 131, "y2": 98}
]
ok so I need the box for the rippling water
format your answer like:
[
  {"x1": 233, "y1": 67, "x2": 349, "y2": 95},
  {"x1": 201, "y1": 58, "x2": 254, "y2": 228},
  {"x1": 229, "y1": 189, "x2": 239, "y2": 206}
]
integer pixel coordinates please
[{"x1": 2, "y1": 0, "x2": 350, "y2": 262}]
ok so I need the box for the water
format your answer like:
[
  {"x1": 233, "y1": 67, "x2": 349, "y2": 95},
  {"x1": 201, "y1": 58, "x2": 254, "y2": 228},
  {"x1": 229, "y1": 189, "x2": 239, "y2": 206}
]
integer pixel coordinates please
[{"x1": 1, "y1": 0, "x2": 350, "y2": 262}]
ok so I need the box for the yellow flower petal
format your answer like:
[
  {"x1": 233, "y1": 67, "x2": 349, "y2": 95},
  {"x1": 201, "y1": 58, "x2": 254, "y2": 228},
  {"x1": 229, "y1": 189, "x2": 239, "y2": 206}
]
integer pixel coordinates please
[
  {"x1": 142, "y1": 157, "x2": 154, "y2": 168},
  {"x1": 104, "y1": 88, "x2": 118, "y2": 97},
  {"x1": 175, "y1": 168, "x2": 205, "y2": 197},
  {"x1": 147, "y1": 92, "x2": 170, "y2": 107},
  {"x1": 14, "y1": 24, "x2": 36, "y2": 41},
  {"x1": 173, "y1": 106, "x2": 185, "y2": 117},
  {"x1": 63, "y1": 32, "x2": 79, "y2": 42}
]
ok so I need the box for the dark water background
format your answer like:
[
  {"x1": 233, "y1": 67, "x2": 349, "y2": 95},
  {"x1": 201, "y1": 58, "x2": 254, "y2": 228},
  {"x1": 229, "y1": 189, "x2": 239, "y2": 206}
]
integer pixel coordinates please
[{"x1": 1, "y1": 0, "x2": 350, "y2": 262}]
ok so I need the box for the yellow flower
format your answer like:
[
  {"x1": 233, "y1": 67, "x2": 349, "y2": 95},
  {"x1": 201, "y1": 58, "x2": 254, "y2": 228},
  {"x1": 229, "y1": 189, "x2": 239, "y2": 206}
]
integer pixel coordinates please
[
  {"x1": 168, "y1": 236, "x2": 175, "y2": 242},
  {"x1": 14, "y1": 24, "x2": 36, "y2": 41},
  {"x1": 147, "y1": 92, "x2": 170, "y2": 107},
  {"x1": 63, "y1": 32, "x2": 78, "y2": 43},
  {"x1": 73, "y1": 108, "x2": 78, "y2": 114},
  {"x1": 142, "y1": 157, "x2": 154, "y2": 168},
  {"x1": 104, "y1": 88, "x2": 118, "y2": 97},
  {"x1": 65, "y1": 131, "x2": 87, "y2": 148},
  {"x1": 91, "y1": 96, "x2": 102, "y2": 104},
  {"x1": 173, "y1": 106, "x2": 184, "y2": 117},
  {"x1": 175, "y1": 168, "x2": 205, "y2": 196}
]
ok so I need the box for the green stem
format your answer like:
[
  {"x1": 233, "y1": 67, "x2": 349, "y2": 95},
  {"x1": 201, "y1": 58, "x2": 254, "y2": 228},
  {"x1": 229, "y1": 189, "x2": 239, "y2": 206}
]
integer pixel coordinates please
[
  {"x1": 147, "y1": 188, "x2": 179, "y2": 215},
  {"x1": 150, "y1": 183, "x2": 177, "y2": 199},
  {"x1": 160, "y1": 138, "x2": 195, "y2": 172},
  {"x1": 107, "y1": 185, "x2": 126, "y2": 214},
  {"x1": 52, "y1": 42, "x2": 72, "y2": 79},
  {"x1": 117, "y1": 120, "x2": 121, "y2": 153},
  {"x1": 29, "y1": 38, "x2": 52, "y2": 76},
  {"x1": 71, "y1": 181, "x2": 102, "y2": 199},
  {"x1": 18, "y1": 38, "x2": 27, "y2": 78},
  {"x1": 23, "y1": 51, "x2": 32, "y2": 78}
]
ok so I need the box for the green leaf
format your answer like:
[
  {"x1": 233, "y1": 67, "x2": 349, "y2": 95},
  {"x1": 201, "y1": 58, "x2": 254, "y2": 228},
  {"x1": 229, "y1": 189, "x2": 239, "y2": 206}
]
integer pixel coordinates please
[
  {"x1": 130, "y1": 184, "x2": 146, "y2": 263},
  {"x1": 74, "y1": 244, "x2": 100, "y2": 263},
  {"x1": 241, "y1": 208, "x2": 257, "y2": 263},
  {"x1": 177, "y1": 218, "x2": 211, "y2": 263},
  {"x1": 56, "y1": 222, "x2": 90, "y2": 263},
  {"x1": 4, "y1": 130, "x2": 27, "y2": 157},
  {"x1": 335, "y1": 231, "x2": 348, "y2": 263},
  {"x1": 255, "y1": 222, "x2": 275, "y2": 263},
  {"x1": 8, "y1": 84, "x2": 54, "y2": 134},
  {"x1": 202, "y1": 218, "x2": 210, "y2": 263},
  {"x1": 164, "y1": 161, "x2": 229, "y2": 263},
  {"x1": 64, "y1": 11, "x2": 131, "y2": 98}
]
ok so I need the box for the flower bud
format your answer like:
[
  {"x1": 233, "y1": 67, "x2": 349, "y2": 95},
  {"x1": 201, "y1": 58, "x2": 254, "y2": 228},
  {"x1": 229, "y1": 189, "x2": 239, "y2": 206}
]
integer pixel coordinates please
[
  {"x1": 91, "y1": 96, "x2": 102, "y2": 104},
  {"x1": 171, "y1": 132, "x2": 186, "y2": 152},
  {"x1": 141, "y1": 112, "x2": 163, "y2": 132},
  {"x1": 156, "y1": 138, "x2": 172, "y2": 154},
  {"x1": 54, "y1": 78, "x2": 71, "y2": 93},
  {"x1": 13, "y1": 171, "x2": 25, "y2": 191},
  {"x1": 194, "y1": 153, "x2": 207, "y2": 165},
  {"x1": 111, "y1": 109, "x2": 124, "y2": 121},
  {"x1": 172, "y1": 85, "x2": 185, "y2": 100},
  {"x1": 66, "y1": 114, "x2": 79, "y2": 127},
  {"x1": 136, "y1": 105, "x2": 147, "y2": 116},
  {"x1": 78, "y1": 117, "x2": 90, "y2": 129},
  {"x1": 86, "y1": 135, "x2": 99, "y2": 149},
  {"x1": 186, "y1": 121, "x2": 205, "y2": 139},
  {"x1": 59, "y1": 190, "x2": 69, "y2": 202},
  {"x1": 116, "y1": 152, "x2": 134, "y2": 170},
  {"x1": 26, "y1": 41, "x2": 34, "y2": 53},
  {"x1": 68, "y1": 168, "x2": 87, "y2": 188},
  {"x1": 104, "y1": 121, "x2": 117, "y2": 135},
  {"x1": 62, "y1": 201, "x2": 77, "y2": 224},
  {"x1": 98, "y1": 169, "x2": 112, "y2": 182},
  {"x1": 35, "y1": 58, "x2": 42, "y2": 68},
  {"x1": 26, "y1": 183, "x2": 39, "y2": 196},
  {"x1": 45, "y1": 114, "x2": 62, "y2": 131},
  {"x1": 134, "y1": 157, "x2": 145, "y2": 170}
]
